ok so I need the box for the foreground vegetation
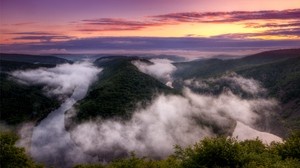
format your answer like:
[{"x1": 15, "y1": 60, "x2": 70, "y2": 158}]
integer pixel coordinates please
[
  {"x1": 76, "y1": 132, "x2": 300, "y2": 168},
  {"x1": 0, "y1": 131, "x2": 42, "y2": 168},
  {"x1": 2, "y1": 130, "x2": 299, "y2": 168}
]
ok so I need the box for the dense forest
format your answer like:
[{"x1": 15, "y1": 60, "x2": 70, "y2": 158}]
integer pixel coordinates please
[{"x1": 73, "y1": 57, "x2": 175, "y2": 122}]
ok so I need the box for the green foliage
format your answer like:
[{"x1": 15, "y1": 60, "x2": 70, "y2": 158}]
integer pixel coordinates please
[
  {"x1": 75, "y1": 154, "x2": 181, "y2": 168},
  {"x1": 75, "y1": 58, "x2": 176, "y2": 121},
  {"x1": 75, "y1": 133, "x2": 300, "y2": 168},
  {"x1": 275, "y1": 131, "x2": 300, "y2": 160},
  {"x1": 175, "y1": 137, "x2": 242, "y2": 168},
  {"x1": 0, "y1": 73, "x2": 59, "y2": 125},
  {"x1": 0, "y1": 131, "x2": 43, "y2": 168},
  {"x1": 174, "y1": 49, "x2": 300, "y2": 80}
]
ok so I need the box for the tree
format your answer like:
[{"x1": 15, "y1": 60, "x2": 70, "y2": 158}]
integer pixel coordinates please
[{"x1": 0, "y1": 131, "x2": 43, "y2": 168}]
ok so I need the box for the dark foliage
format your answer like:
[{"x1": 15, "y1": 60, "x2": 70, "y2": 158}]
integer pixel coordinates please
[
  {"x1": 0, "y1": 131, "x2": 43, "y2": 168},
  {"x1": 0, "y1": 73, "x2": 59, "y2": 125},
  {"x1": 76, "y1": 132, "x2": 300, "y2": 168},
  {"x1": 173, "y1": 49, "x2": 300, "y2": 132},
  {"x1": 75, "y1": 57, "x2": 175, "y2": 121},
  {"x1": 236, "y1": 57, "x2": 300, "y2": 131}
]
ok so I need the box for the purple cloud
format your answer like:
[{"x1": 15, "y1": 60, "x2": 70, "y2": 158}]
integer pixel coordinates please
[
  {"x1": 245, "y1": 21, "x2": 300, "y2": 28},
  {"x1": 7, "y1": 32, "x2": 74, "y2": 42},
  {"x1": 79, "y1": 18, "x2": 162, "y2": 31},
  {"x1": 151, "y1": 9, "x2": 300, "y2": 23},
  {"x1": 74, "y1": 9, "x2": 300, "y2": 32},
  {"x1": 12, "y1": 35, "x2": 73, "y2": 42},
  {"x1": 9, "y1": 32, "x2": 56, "y2": 35},
  {"x1": 213, "y1": 28, "x2": 300, "y2": 39}
]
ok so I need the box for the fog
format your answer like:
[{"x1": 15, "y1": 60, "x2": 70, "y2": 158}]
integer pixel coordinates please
[
  {"x1": 233, "y1": 121, "x2": 282, "y2": 144},
  {"x1": 69, "y1": 87, "x2": 280, "y2": 161},
  {"x1": 11, "y1": 62, "x2": 102, "y2": 167},
  {"x1": 10, "y1": 60, "x2": 283, "y2": 167},
  {"x1": 132, "y1": 59, "x2": 176, "y2": 87},
  {"x1": 11, "y1": 62, "x2": 101, "y2": 99},
  {"x1": 184, "y1": 73, "x2": 267, "y2": 97}
]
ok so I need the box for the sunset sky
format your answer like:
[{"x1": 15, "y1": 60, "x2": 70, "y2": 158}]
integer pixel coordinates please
[{"x1": 1, "y1": 0, "x2": 300, "y2": 55}]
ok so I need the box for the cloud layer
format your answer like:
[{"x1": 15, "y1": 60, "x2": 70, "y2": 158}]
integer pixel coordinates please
[
  {"x1": 152, "y1": 9, "x2": 300, "y2": 23},
  {"x1": 11, "y1": 62, "x2": 101, "y2": 99},
  {"x1": 69, "y1": 87, "x2": 280, "y2": 161},
  {"x1": 184, "y1": 73, "x2": 267, "y2": 97}
]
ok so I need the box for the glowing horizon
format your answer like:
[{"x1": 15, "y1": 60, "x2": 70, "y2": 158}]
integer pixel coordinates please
[{"x1": 1, "y1": 0, "x2": 300, "y2": 54}]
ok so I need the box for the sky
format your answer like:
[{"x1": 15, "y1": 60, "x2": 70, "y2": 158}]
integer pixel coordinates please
[{"x1": 0, "y1": 0, "x2": 300, "y2": 56}]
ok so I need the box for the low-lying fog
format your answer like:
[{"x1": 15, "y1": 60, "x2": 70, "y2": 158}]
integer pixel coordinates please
[{"x1": 11, "y1": 59, "x2": 282, "y2": 167}]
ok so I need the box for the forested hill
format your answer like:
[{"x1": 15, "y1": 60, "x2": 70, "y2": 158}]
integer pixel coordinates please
[
  {"x1": 73, "y1": 57, "x2": 176, "y2": 122},
  {"x1": 173, "y1": 48, "x2": 300, "y2": 132},
  {"x1": 174, "y1": 48, "x2": 300, "y2": 79},
  {"x1": 236, "y1": 57, "x2": 300, "y2": 131},
  {"x1": 0, "y1": 53, "x2": 71, "y2": 65}
]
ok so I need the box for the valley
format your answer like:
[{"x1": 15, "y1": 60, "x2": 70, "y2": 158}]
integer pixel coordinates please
[{"x1": 0, "y1": 49, "x2": 300, "y2": 167}]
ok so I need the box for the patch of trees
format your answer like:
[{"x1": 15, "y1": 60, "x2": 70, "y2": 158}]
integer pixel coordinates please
[
  {"x1": 0, "y1": 73, "x2": 59, "y2": 125},
  {"x1": 1, "y1": 130, "x2": 300, "y2": 168},
  {"x1": 75, "y1": 58, "x2": 175, "y2": 122},
  {"x1": 76, "y1": 132, "x2": 300, "y2": 168},
  {"x1": 0, "y1": 131, "x2": 42, "y2": 168}
]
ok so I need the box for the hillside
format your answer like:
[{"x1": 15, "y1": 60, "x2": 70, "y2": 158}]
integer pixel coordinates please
[
  {"x1": 174, "y1": 48, "x2": 300, "y2": 79},
  {"x1": 0, "y1": 53, "x2": 71, "y2": 65},
  {"x1": 73, "y1": 57, "x2": 176, "y2": 122},
  {"x1": 0, "y1": 60, "x2": 56, "y2": 72},
  {"x1": 173, "y1": 48, "x2": 300, "y2": 133},
  {"x1": 236, "y1": 57, "x2": 300, "y2": 131},
  {"x1": 0, "y1": 73, "x2": 59, "y2": 125},
  {"x1": 0, "y1": 60, "x2": 61, "y2": 125}
]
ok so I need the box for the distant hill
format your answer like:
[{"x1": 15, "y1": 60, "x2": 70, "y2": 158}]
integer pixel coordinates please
[
  {"x1": 72, "y1": 57, "x2": 176, "y2": 123},
  {"x1": 0, "y1": 60, "x2": 56, "y2": 72},
  {"x1": 173, "y1": 48, "x2": 300, "y2": 133},
  {"x1": 139, "y1": 54, "x2": 186, "y2": 61},
  {"x1": 240, "y1": 48, "x2": 300, "y2": 64},
  {"x1": 174, "y1": 48, "x2": 300, "y2": 79},
  {"x1": 0, "y1": 53, "x2": 71, "y2": 65}
]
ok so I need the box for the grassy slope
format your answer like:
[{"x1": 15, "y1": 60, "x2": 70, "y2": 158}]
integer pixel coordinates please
[{"x1": 75, "y1": 57, "x2": 175, "y2": 121}]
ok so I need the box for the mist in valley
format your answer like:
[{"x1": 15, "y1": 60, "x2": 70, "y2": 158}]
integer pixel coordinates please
[
  {"x1": 11, "y1": 62, "x2": 102, "y2": 167},
  {"x1": 9, "y1": 58, "x2": 284, "y2": 167}
]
